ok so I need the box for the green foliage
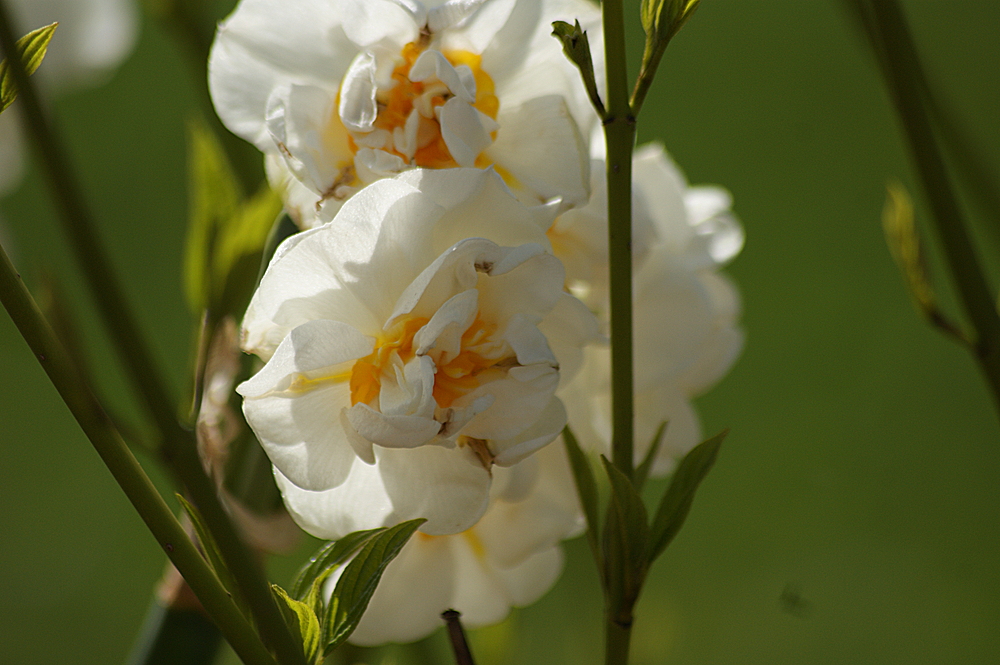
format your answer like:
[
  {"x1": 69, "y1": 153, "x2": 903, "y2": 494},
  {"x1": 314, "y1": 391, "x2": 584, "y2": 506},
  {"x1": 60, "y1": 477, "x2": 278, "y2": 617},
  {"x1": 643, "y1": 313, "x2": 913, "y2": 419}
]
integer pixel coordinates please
[
  {"x1": 632, "y1": 0, "x2": 701, "y2": 113},
  {"x1": 601, "y1": 456, "x2": 650, "y2": 608},
  {"x1": 183, "y1": 121, "x2": 283, "y2": 319},
  {"x1": 175, "y1": 494, "x2": 245, "y2": 611},
  {"x1": 551, "y1": 20, "x2": 605, "y2": 117},
  {"x1": 0, "y1": 22, "x2": 57, "y2": 114},
  {"x1": 271, "y1": 585, "x2": 321, "y2": 665},
  {"x1": 648, "y1": 429, "x2": 726, "y2": 563},
  {"x1": 322, "y1": 519, "x2": 425, "y2": 654},
  {"x1": 562, "y1": 426, "x2": 602, "y2": 566},
  {"x1": 882, "y1": 182, "x2": 967, "y2": 344},
  {"x1": 289, "y1": 528, "x2": 385, "y2": 600}
]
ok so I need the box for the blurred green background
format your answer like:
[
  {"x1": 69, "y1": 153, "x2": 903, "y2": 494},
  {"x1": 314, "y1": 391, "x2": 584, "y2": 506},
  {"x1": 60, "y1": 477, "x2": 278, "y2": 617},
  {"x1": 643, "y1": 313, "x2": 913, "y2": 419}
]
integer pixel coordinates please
[{"x1": 2, "y1": 0, "x2": 999, "y2": 663}]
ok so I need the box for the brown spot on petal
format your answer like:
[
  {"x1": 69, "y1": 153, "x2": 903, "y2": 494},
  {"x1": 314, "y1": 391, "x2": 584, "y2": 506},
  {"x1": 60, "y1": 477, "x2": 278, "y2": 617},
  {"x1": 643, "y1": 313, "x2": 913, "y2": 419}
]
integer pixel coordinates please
[{"x1": 459, "y1": 436, "x2": 494, "y2": 472}]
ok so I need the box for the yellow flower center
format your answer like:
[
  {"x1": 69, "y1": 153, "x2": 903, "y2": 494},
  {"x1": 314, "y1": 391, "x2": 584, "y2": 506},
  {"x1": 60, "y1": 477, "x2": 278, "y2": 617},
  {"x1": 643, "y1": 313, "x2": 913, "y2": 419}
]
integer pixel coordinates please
[
  {"x1": 348, "y1": 43, "x2": 499, "y2": 168},
  {"x1": 349, "y1": 314, "x2": 508, "y2": 408}
]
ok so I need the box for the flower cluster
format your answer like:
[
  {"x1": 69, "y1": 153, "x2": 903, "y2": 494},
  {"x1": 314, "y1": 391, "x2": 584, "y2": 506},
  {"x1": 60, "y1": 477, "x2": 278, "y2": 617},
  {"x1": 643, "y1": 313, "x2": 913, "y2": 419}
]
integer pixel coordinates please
[{"x1": 210, "y1": 0, "x2": 743, "y2": 646}]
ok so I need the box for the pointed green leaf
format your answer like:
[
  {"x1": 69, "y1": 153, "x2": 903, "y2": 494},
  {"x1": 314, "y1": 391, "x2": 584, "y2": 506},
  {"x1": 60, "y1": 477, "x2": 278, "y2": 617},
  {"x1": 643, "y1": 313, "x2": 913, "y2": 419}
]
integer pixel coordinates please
[
  {"x1": 562, "y1": 426, "x2": 602, "y2": 567},
  {"x1": 600, "y1": 456, "x2": 649, "y2": 604},
  {"x1": 634, "y1": 421, "x2": 668, "y2": 491},
  {"x1": 175, "y1": 494, "x2": 245, "y2": 610},
  {"x1": 0, "y1": 23, "x2": 58, "y2": 114},
  {"x1": 183, "y1": 121, "x2": 284, "y2": 319},
  {"x1": 184, "y1": 121, "x2": 240, "y2": 314},
  {"x1": 289, "y1": 528, "x2": 386, "y2": 600},
  {"x1": 647, "y1": 429, "x2": 726, "y2": 563},
  {"x1": 551, "y1": 20, "x2": 605, "y2": 117},
  {"x1": 271, "y1": 585, "x2": 321, "y2": 665},
  {"x1": 882, "y1": 181, "x2": 967, "y2": 344},
  {"x1": 323, "y1": 519, "x2": 425, "y2": 654}
]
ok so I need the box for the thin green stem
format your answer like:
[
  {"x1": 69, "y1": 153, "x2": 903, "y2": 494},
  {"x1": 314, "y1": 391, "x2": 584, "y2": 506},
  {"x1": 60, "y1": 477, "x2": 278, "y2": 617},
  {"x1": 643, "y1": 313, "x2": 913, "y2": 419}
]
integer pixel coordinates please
[
  {"x1": 602, "y1": 0, "x2": 637, "y2": 480},
  {"x1": 859, "y1": 0, "x2": 1000, "y2": 414},
  {"x1": 604, "y1": 610, "x2": 633, "y2": 665},
  {"x1": 0, "y1": 0, "x2": 180, "y2": 454},
  {"x1": 0, "y1": 243, "x2": 276, "y2": 665},
  {"x1": 0, "y1": 8, "x2": 306, "y2": 663}
]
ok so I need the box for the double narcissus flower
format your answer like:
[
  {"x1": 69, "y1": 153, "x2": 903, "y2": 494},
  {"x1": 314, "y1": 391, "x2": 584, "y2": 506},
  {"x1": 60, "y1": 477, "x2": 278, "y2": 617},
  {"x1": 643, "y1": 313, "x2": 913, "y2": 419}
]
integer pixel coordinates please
[
  {"x1": 322, "y1": 439, "x2": 582, "y2": 645},
  {"x1": 238, "y1": 168, "x2": 598, "y2": 537},
  {"x1": 208, "y1": 0, "x2": 602, "y2": 229},
  {"x1": 553, "y1": 143, "x2": 744, "y2": 474}
]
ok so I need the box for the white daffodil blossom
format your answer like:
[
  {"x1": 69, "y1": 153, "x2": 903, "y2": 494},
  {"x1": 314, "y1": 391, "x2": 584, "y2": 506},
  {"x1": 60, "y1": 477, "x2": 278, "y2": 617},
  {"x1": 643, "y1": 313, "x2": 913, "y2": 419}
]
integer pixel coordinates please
[
  {"x1": 237, "y1": 168, "x2": 598, "y2": 537},
  {"x1": 0, "y1": 0, "x2": 138, "y2": 194},
  {"x1": 208, "y1": 0, "x2": 602, "y2": 229},
  {"x1": 310, "y1": 440, "x2": 582, "y2": 646},
  {"x1": 553, "y1": 143, "x2": 745, "y2": 475}
]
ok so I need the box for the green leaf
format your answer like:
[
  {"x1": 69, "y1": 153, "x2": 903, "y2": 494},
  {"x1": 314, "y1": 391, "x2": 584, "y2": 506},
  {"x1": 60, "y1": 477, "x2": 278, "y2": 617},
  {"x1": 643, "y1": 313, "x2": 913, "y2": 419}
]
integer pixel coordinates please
[
  {"x1": 551, "y1": 20, "x2": 605, "y2": 117},
  {"x1": 882, "y1": 181, "x2": 968, "y2": 345},
  {"x1": 183, "y1": 120, "x2": 283, "y2": 318},
  {"x1": 175, "y1": 494, "x2": 244, "y2": 610},
  {"x1": 289, "y1": 528, "x2": 386, "y2": 600},
  {"x1": 323, "y1": 519, "x2": 425, "y2": 653},
  {"x1": 634, "y1": 421, "x2": 668, "y2": 491},
  {"x1": 0, "y1": 23, "x2": 58, "y2": 114},
  {"x1": 647, "y1": 429, "x2": 726, "y2": 563},
  {"x1": 562, "y1": 426, "x2": 602, "y2": 567},
  {"x1": 600, "y1": 456, "x2": 649, "y2": 605},
  {"x1": 271, "y1": 585, "x2": 321, "y2": 665}
]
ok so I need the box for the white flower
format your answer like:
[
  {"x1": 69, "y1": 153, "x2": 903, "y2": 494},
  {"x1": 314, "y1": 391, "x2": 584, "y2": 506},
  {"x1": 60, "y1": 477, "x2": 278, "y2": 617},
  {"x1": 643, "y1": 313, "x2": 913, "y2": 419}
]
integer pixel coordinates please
[
  {"x1": 208, "y1": 0, "x2": 602, "y2": 229},
  {"x1": 0, "y1": 0, "x2": 138, "y2": 194},
  {"x1": 318, "y1": 440, "x2": 582, "y2": 646},
  {"x1": 553, "y1": 144, "x2": 745, "y2": 474},
  {"x1": 238, "y1": 168, "x2": 598, "y2": 536}
]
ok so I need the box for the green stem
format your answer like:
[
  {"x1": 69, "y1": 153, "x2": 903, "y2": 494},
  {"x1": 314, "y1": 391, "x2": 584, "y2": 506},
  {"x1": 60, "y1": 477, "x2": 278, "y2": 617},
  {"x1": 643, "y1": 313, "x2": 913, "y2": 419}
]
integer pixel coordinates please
[
  {"x1": 859, "y1": 0, "x2": 1000, "y2": 414},
  {"x1": 604, "y1": 610, "x2": 633, "y2": 665},
  {"x1": 0, "y1": 244, "x2": 276, "y2": 665},
  {"x1": 602, "y1": 0, "x2": 637, "y2": 480},
  {"x1": 0, "y1": 8, "x2": 306, "y2": 663}
]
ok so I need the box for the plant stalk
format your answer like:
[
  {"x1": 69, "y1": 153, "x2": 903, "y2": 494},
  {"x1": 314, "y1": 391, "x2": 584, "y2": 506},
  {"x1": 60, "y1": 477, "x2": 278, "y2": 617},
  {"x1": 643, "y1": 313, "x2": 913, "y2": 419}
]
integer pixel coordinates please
[
  {"x1": 0, "y1": 243, "x2": 276, "y2": 665},
  {"x1": 859, "y1": 0, "x2": 1000, "y2": 415},
  {"x1": 602, "y1": 0, "x2": 637, "y2": 481},
  {"x1": 604, "y1": 611, "x2": 633, "y2": 665},
  {"x1": 0, "y1": 8, "x2": 306, "y2": 663}
]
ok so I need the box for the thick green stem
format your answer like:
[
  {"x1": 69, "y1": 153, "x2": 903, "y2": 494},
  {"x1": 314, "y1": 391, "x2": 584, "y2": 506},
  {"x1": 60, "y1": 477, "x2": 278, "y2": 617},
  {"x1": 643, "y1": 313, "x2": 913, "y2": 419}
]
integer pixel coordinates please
[
  {"x1": 604, "y1": 610, "x2": 633, "y2": 665},
  {"x1": 602, "y1": 0, "x2": 637, "y2": 480},
  {"x1": 0, "y1": 244, "x2": 276, "y2": 665},
  {"x1": 0, "y1": 8, "x2": 306, "y2": 663},
  {"x1": 859, "y1": 0, "x2": 1000, "y2": 415}
]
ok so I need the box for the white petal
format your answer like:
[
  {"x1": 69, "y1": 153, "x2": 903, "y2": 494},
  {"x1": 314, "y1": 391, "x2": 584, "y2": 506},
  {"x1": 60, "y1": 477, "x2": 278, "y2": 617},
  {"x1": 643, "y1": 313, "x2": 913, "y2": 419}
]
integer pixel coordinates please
[
  {"x1": 460, "y1": 363, "x2": 560, "y2": 443},
  {"x1": 485, "y1": 95, "x2": 590, "y2": 207},
  {"x1": 378, "y1": 355, "x2": 437, "y2": 418},
  {"x1": 353, "y1": 147, "x2": 408, "y2": 183},
  {"x1": 409, "y1": 50, "x2": 475, "y2": 102},
  {"x1": 475, "y1": 249, "x2": 564, "y2": 323},
  {"x1": 501, "y1": 314, "x2": 557, "y2": 368},
  {"x1": 435, "y1": 97, "x2": 494, "y2": 167},
  {"x1": 438, "y1": 0, "x2": 517, "y2": 54},
  {"x1": 490, "y1": 396, "x2": 566, "y2": 466},
  {"x1": 276, "y1": 444, "x2": 491, "y2": 539},
  {"x1": 490, "y1": 546, "x2": 564, "y2": 608},
  {"x1": 339, "y1": 51, "x2": 379, "y2": 132},
  {"x1": 536, "y1": 293, "x2": 601, "y2": 383},
  {"x1": 346, "y1": 402, "x2": 442, "y2": 448},
  {"x1": 413, "y1": 289, "x2": 479, "y2": 363}
]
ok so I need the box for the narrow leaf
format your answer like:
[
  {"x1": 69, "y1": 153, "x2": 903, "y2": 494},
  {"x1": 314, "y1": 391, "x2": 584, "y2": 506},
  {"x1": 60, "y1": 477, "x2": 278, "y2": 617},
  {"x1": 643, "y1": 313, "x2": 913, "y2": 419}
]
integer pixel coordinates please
[
  {"x1": 882, "y1": 181, "x2": 968, "y2": 344},
  {"x1": 183, "y1": 121, "x2": 240, "y2": 314},
  {"x1": 323, "y1": 519, "x2": 425, "y2": 653},
  {"x1": 634, "y1": 421, "x2": 668, "y2": 491},
  {"x1": 0, "y1": 23, "x2": 58, "y2": 113},
  {"x1": 562, "y1": 426, "x2": 602, "y2": 567},
  {"x1": 271, "y1": 585, "x2": 321, "y2": 665},
  {"x1": 551, "y1": 20, "x2": 605, "y2": 117},
  {"x1": 175, "y1": 494, "x2": 244, "y2": 610},
  {"x1": 289, "y1": 528, "x2": 386, "y2": 600},
  {"x1": 600, "y1": 456, "x2": 649, "y2": 602},
  {"x1": 648, "y1": 430, "x2": 726, "y2": 562}
]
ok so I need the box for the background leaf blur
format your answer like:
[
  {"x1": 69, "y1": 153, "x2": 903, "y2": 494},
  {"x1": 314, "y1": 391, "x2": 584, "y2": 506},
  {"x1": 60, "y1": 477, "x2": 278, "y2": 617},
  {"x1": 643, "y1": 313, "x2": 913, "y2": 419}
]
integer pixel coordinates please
[{"x1": 1, "y1": 1, "x2": 998, "y2": 664}]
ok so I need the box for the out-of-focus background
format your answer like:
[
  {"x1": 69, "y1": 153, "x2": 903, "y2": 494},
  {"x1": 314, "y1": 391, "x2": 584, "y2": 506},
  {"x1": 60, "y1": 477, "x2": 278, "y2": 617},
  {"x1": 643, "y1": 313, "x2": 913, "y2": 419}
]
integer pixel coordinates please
[{"x1": 2, "y1": 1, "x2": 998, "y2": 663}]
